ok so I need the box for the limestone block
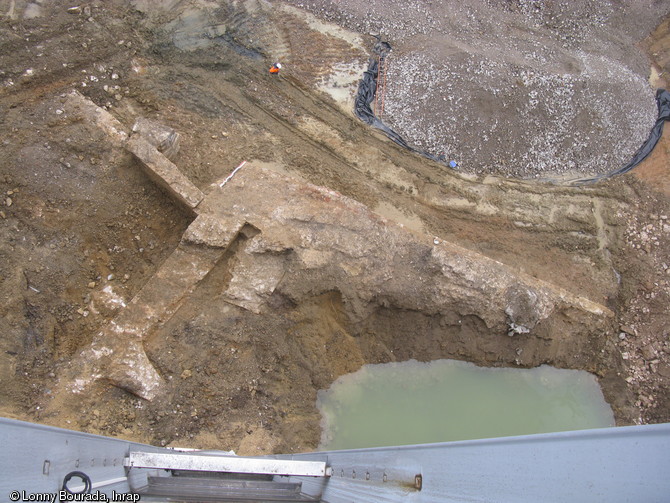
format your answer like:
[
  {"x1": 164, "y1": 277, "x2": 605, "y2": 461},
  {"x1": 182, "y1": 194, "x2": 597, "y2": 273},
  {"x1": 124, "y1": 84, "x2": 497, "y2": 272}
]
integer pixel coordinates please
[
  {"x1": 132, "y1": 117, "x2": 181, "y2": 160},
  {"x1": 222, "y1": 242, "x2": 287, "y2": 313},
  {"x1": 63, "y1": 91, "x2": 128, "y2": 146},
  {"x1": 127, "y1": 135, "x2": 204, "y2": 211}
]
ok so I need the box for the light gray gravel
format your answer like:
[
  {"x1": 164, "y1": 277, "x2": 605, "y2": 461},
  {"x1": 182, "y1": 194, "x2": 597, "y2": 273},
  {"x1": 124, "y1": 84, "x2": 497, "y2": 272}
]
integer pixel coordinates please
[{"x1": 284, "y1": 0, "x2": 670, "y2": 179}]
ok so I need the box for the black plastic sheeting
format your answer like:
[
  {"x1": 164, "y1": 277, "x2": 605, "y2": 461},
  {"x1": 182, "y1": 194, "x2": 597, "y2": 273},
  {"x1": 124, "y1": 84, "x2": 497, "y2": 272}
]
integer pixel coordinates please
[
  {"x1": 573, "y1": 88, "x2": 670, "y2": 184},
  {"x1": 354, "y1": 39, "x2": 670, "y2": 183},
  {"x1": 354, "y1": 40, "x2": 447, "y2": 165}
]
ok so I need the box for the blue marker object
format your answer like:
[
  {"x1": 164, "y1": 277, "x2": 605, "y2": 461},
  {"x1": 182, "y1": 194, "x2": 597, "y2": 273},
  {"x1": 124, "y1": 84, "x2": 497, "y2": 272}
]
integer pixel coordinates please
[{"x1": 449, "y1": 160, "x2": 458, "y2": 168}]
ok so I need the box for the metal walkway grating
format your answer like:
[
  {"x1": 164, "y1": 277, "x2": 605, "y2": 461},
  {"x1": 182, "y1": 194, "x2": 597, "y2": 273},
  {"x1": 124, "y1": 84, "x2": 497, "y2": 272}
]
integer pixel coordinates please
[
  {"x1": 126, "y1": 450, "x2": 327, "y2": 502},
  {"x1": 139, "y1": 476, "x2": 320, "y2": 502},
  {"x1": 125, "y1": 451, "x2": 330, "y2": 477}
]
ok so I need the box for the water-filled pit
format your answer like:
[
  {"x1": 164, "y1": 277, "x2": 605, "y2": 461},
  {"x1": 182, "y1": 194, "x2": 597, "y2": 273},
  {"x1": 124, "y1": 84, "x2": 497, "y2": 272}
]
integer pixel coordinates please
[{"x1": 317, "y1": 359, "x2": 614, "y2": 450}]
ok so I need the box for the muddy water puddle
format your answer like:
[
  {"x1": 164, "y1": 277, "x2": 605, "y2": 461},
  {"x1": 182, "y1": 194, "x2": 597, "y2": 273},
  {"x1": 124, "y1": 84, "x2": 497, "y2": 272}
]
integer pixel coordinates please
[{"x1": 317, "y1": 359, "x2": 614, "y2": 450}]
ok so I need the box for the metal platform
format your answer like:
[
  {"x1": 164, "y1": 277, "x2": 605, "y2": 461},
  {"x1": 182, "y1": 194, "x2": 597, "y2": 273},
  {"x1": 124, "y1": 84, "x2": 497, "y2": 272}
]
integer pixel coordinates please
[
  {"x1": 1, "y1": 417, "x2": 669, "y2": 502},
  {"x1": 125, "y1": 450, "x2": 330, "y2": 477},
  {"x1": 140, "y1": 476, "x2": 319, "y2": 502},
  {"x1": 125, "y1": 450, "x2": 328, "y2": 502}
]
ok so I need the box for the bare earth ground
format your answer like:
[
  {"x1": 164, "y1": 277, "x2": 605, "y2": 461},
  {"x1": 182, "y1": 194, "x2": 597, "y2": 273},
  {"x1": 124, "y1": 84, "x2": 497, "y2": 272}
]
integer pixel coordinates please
[{"x1": 0, "y1": 0, "x2": 669, "y2": 455}]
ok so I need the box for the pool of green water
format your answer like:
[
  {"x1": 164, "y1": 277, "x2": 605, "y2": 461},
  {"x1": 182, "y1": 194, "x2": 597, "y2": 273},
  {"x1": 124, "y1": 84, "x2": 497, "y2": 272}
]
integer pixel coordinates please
[{"x1": 317, "y1": 359, "x2": 614, "y2": 450}]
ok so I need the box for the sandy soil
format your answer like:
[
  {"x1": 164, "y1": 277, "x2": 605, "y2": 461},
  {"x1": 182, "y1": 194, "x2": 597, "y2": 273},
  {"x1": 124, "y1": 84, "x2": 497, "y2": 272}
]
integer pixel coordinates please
[{"x1": 0, "y1": 0, "x2": 669, "y2": 455}]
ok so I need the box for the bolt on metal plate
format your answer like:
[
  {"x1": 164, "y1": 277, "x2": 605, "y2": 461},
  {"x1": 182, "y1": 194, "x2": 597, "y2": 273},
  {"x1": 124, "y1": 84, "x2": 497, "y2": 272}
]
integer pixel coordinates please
[{"x1": 415, "y1": 474, "x2": 423, "y2": 490}]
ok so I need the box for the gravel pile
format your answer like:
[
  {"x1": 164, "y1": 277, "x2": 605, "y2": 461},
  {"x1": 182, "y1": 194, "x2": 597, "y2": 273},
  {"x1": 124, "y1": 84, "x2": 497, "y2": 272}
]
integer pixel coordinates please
[{"x1": 283, "y1": 0, "x2": 670, "y2": 178}]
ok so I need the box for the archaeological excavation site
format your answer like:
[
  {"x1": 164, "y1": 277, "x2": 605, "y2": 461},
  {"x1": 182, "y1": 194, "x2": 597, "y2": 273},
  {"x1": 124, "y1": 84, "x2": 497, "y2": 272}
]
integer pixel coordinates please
[{"x1": 1, "y1": 0, "x2": 670, "y2": 500}]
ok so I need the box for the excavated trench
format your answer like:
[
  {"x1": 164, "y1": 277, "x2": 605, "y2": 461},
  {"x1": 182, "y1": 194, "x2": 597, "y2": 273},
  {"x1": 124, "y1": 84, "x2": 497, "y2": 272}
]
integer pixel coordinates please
[
  {"x1": 1, "y1": 0, "x2": 669, "y2": 455},
  {"x1": 45, "y1": 94, "x2": 634, "y2": 452}
]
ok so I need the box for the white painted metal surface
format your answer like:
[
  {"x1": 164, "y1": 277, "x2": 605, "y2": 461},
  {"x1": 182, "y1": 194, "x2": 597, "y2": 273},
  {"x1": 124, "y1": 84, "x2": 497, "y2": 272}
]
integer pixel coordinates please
[
  {"x1": 125, "y1": 451, "x2": 330, "y2": 477},
  {"x1": 2, "y1": 417, "x2": 669, "y2": 502},
  {"x1": 288, "y1": 424, "x2": 670, "y2": 503}
]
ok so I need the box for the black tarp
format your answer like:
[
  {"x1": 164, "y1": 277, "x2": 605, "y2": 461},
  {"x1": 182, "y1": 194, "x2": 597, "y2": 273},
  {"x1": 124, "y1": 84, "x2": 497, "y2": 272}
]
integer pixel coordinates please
[
  {"x1": 573, "y1": 88, "x2": 670, "y2": 184},
  {"x1": 354, "y1": 40, "x2": 670, "y2": 183},
  {"x1": 354, "y1": 40, "x2": 446, "y2": 165}
]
